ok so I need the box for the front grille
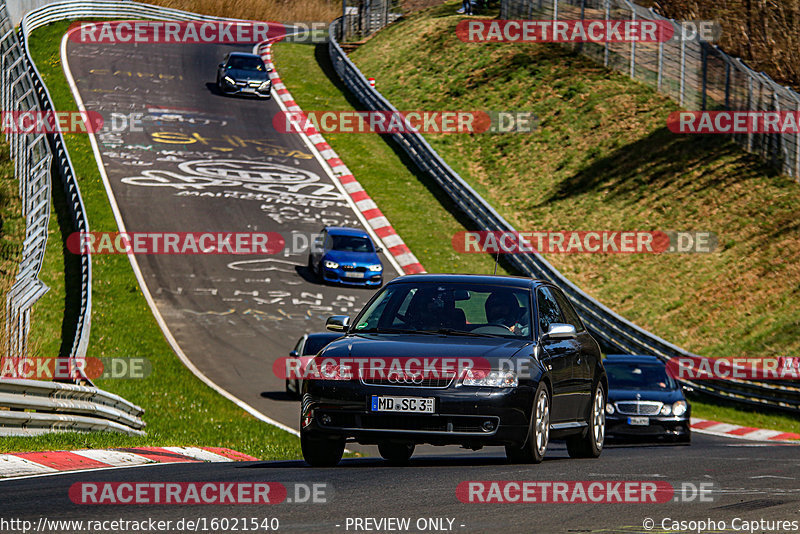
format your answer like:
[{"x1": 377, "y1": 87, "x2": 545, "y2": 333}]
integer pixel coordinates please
[
  {"x1": 360, "y1": 374, "x2": 454, "y2": 388},
  {"x1": 341, "y1": 265, "x2": 367, "y2": 272},
  {"x1": 615, "y1": 401, "x2": 663, "y2": 416},
  {"x1": 248, "y1": 80, "x2": 262, "y2": 87},
  {"x1": 317, "y1": 412, "x2": 496, "y2": 434}
]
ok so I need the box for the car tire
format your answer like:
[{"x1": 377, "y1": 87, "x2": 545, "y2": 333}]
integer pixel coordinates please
[
  {"x1": 307, "y1": 255, "x2": 320, "y2": 281},
  {"x1": 301, "y1": 430, "x2": 345, "y2": 467},
  {"x1": 505, "y1": 382, "x2": 550, "y2": 464},
  {"x1": 566, "y1": 381, "x2": 606, "y2": 459},
  {"x1": 378, "y1": 442, "x2": 415, "y2": 465}
]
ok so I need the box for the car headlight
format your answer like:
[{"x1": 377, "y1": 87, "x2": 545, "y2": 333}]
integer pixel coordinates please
[
  {"x1": 324, "y1": 260, "x2": 339, "y2": 269},
  {"x1": 605, "y1": 403, "x2": 615, "y2": 415},
  {"x1": 368, "y1": 264, "x2": 382, "y2": 272},
  {"x1": 672, "y1": 400, "x2": 688, "y2": 416},
  {"x1": 259, "y1": 80, "x2": 271, "y2": 90},
  {"x1": 460, "y1": 370, "x2": 517, "y2": 388},
  {"x1": 660, "y1": 404, "x2": 672, "y2": 416},
  {"x1": 223, "y1": 75, "x2": 235, "y2": 85}
]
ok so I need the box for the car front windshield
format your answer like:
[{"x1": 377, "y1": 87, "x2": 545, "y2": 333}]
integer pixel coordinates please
[
  {"x1": 606, "y1": 362, "x2": 677, "y2": 390},
  {"x1": 331, "y1": 235, "x2": 374, "y2": 253},
  {"x1": 352, "y1": 282, "x2": 532, "y2": 339},
  {"x1": 228, "y1": 56, "x2": 264, "y2": 71}
]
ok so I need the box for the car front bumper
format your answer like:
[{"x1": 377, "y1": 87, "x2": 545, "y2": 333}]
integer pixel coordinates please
[
  {"x1": 322, "y1": 267, "x2": 382, "y2": 286},
  {"x1": 302, "y1": 379, "x2": 533, "y2": 447},
  {"x1": 606, "y1": 414, "x2": 691, "y2": 440},
  {"x1": 220, "y1": 80, "x2": 271, "y2": 97}
]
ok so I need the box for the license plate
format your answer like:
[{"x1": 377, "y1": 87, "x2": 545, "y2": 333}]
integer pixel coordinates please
[
  {"x1": 371, "y1": 396, "x2": 435, "y2": 413},
  {"x1": 344, "y1": 271, "x2": 364, "y2": 278},
  {"x1": 628, "y1": 416, "x2": 649, "y2": 426}
]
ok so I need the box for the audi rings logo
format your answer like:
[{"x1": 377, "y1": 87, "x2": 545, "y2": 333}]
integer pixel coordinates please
[{"x1": 386, "y1": 372, "x2": 424, "y2": 385}]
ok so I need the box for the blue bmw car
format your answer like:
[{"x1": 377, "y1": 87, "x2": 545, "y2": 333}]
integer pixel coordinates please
[{"x1": 307, "y1": 227, "x2": 383, "y2": 287}]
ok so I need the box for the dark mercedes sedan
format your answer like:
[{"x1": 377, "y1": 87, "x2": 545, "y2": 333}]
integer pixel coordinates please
[
  {"x1": 216, "y1": 52, "x2": 272, "y2": 98},
  {"x1": 300, "y1": 274, "x2": 608, "y2": 466},
  {"x1": 604, "y1": 354, "x2": 691, "y2": 443}
]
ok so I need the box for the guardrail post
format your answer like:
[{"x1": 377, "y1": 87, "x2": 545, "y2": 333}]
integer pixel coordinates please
[{"x1": 629, "y1": 9, "x2": 636, "y2": 78}]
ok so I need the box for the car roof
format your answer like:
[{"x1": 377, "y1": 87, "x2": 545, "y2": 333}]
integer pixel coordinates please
[
  {"x1": 604, "y1": 354, "x2": 666, "y2": 364},
  {"x1": 324, "y1": 226, "x2": 371, "y2": 238},
  {"x1": 386, "y1": 273, "x2": 544, "y2": 288},
  {"x1": 228, "y1": 52, "x2": 261, "y2": 59}
]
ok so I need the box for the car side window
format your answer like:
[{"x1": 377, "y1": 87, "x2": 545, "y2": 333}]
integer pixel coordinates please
[
  {"x1": 551, "y1": 288, "x2": 585, "y2": 332},
  {"x1": 536, "y1": 287, "x2": 564, "y2": 338},
  {"x1": 323, "y1": 233, "x2": 333, "y2": 251}
]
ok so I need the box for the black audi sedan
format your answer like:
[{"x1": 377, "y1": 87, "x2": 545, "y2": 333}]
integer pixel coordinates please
[
  {"x1": 604, "y1": 354, "x2": 691, "y2": 443},
  {"x1": 216, "y1": 52, "x2": 272, "y2": 98},
  {"x1": 300, "y1": 274, "x2": 608, "y2": 466}
]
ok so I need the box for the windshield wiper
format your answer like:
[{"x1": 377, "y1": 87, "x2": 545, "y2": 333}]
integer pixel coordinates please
[
  {"x1": 417, "y1": 328, "x2": 504, "y2": 338},
  {"x1": 355, "y1": 327, "x2": 417, "y2": 334}
]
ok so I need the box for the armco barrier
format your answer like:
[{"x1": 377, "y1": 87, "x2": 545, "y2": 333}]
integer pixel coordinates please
[
  {"x1": 328, "y1": 17, "x2": 799, "y2": 413},
  {"x1": 0, "y1": 378, "x2": 145, "y2": 435},
  {"x1": 0, "y1": 0, "x2": 52, "y2": 367}
]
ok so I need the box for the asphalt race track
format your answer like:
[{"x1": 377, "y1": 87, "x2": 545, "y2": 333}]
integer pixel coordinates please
[
  {"x1": 64, "y1": 38, "x2": 401, "y2": 445},
  {"x1": 3, "y1": 435, "x2": 799, "y2": 533},
  {"x1": 49, "y1": 35, "x2": 800, "y2": 534}
]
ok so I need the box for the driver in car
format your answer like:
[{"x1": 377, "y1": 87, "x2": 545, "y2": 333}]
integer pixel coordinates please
[{"x1": 485, "y1": 291, "x2": 530, "y2": 336}]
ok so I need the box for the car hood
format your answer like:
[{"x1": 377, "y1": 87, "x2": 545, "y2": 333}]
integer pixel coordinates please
[
  {"x1": 225, "y1": 68, "x2": 269, "y2": 82},
  {"x1": 324, "y1": 249, "x2": 381, "y2": 267},
  {"x1": 319, "y1": 333, "x2": 531, "y2": 364},
  {"x1": 608, "y1": 388, "x2": 685, "y2": 404}
]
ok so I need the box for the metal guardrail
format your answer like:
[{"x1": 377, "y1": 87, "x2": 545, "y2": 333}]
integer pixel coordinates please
[
  {"x1": 0, "y1": 378, "x2": 145, "y2": 435},
  {"x1": 328, "y1": 17, "x2": 800, "y2": 413},
  {"x1": 501, "y1": 0, "x2": 800, "y2": 181}
]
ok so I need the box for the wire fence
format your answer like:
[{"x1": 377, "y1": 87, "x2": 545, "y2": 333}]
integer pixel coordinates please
[
  {"x1": 501, "y1": 0, "x2": 800, "y2": 180},
  {"x1": 339, "y1": 0, "x2": 402, "y2": 42}
]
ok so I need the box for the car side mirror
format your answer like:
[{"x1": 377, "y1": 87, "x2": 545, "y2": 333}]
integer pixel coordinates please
[
  {"x1": 376, "y1": 247, "x2": 383, "y2": 253},
  {"x1": 267, "y1": 67, "x2": 273, "y2": 73},
  {"x1": 289, "y1": 350, "x2": 298, "y2": 358},
  {"x1": 541, "y1": 323, "x2": 576, "y2": 341},
  {"x1": 326, "y1": 315, "x2": 351, "y2": 332},
  {"x1": 218, "y1": 62, "x2": 224, "y2": 68}
]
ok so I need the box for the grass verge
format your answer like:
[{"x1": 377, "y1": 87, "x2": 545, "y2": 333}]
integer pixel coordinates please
[
  {"x1": 272, "y1": 8, "x2": 800, "y2": 435},
  {"x1": 4, "y1": 19, "x2": 301, "y2": 458}
]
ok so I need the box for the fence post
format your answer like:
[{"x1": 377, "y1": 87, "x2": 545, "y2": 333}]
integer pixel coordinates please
[
  {"x1": 724, "y1": 60, "x2": 730, "y2": 110},
  {"x1": 679, "y1": 33, "x2": 685, "y2": 106},
  {"x1": 603, "y1": 0, "x2": 609, "y2": 67},
  {"x1": 629, "y1": 9, "x2": 635, "y2": 78},
  {"x1": 553, "y1": 0, "x2": 557, "y2": 20},
  {"x1": 701, "y1": 43, "x2": 707, "y2": 111},
  {"x1": 747, "y1": 74, "x2": 753, "y2": 151},
  {"x1": 341, "y1": 0, "x2": 347, "y2": 41}
]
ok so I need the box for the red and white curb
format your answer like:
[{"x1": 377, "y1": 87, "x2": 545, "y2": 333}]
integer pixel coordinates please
[
  {"x1": 691, "y1": 418, "x2": 800, "y2": 443},
  {"x1": 0, "y1": 447, "x2": 258, "y2": 480},
  {"x1": 257, "y1": 41, "x2": 425, "y2": 275}
]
